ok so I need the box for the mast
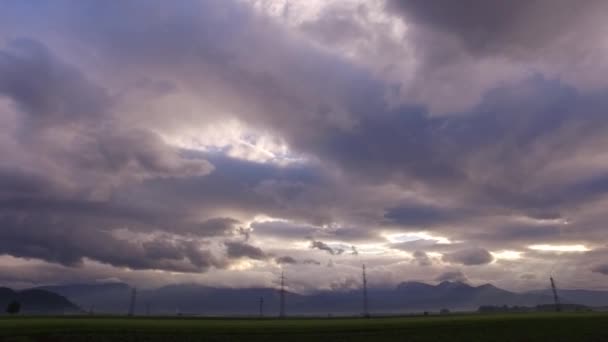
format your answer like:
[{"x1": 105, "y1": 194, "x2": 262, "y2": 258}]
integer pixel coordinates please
[
  {"x1": 550, "y1": 276, "x2": 561, "y2": 312},
  {"x1": 128, "y1": 287, "x2": 137, "y2": 316},
  {"x1": 279, "y1": 271, "x2": 286, "y2": 318},
  {"x1": 362, "y1": 264, "x2": 370, "y2": 318},
  {"x1": 259, "y1": 297, "x2": 264, "y2": 317}
]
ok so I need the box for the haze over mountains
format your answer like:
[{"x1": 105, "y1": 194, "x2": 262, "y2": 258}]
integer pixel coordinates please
[
  {"x1": 35, "y1": 281, "x2": 608, "y2": 316},
  {"x1": 0, "y1": 287, "x2": 80, "y2": 314}
]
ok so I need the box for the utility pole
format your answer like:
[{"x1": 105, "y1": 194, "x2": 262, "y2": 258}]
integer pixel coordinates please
[
  {"x1": 362, "y1": 264, "x2": 370, "y2": 318},
  {"x1": 279, "y1": 271, "x2": 286, "y2": 318},
  {"x1": 550, "y1": 276, "x2": 561, "y2": 312},
  {"x1": 128, "y1": 287, "x2": 137, "y2": 316},
  {"x1": 259, "y1": 297, "x2": 264, "y2": 318}
]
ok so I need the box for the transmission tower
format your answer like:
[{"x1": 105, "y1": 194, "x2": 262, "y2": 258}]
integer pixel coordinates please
[
  {"x1": 362, "y1": 264, "x2": 370, "y2": 318},
  {"x1": 128, "y1": 287, "x2": 137, "y2": 316},
  {"x1": 550, "y1": 276, "x2": 561, "y2": 312},
  {"x1": 279, "y1": 271, "x2": 286, "y2": 318},
  {"x1": 259, "y1": 297, "x2": 264, "y2": 317}
]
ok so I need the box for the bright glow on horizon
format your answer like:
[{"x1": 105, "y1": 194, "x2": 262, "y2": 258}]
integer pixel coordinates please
[
  {"x1": 528, "y1": 244, "x2": 590, "y2": 252},
  {"x1": 161, "y1": 119, "x2": 305, "y2": 165},
  {"x1": 491, "y1": 250, "x2": 523, "y2": 260},
  {"x1": 384, "y1": 232, "x2": 452, "y2": 245}
]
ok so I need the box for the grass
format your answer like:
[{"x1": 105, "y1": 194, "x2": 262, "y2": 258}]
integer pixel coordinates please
[{"x1": 1, "y1": 312, "x2": 608, "y2": 341}]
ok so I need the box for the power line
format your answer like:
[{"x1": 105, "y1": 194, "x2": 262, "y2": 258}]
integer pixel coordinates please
[{"x1": 362, "y1": 264, "x2": 370, "y2": 318}]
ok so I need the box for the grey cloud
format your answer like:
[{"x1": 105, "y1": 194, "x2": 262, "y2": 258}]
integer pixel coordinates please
[
  {"x1": 0, "y1": 38, "x2": 212, "y2": 189},
  {"x1": 251, "y1": 221, "x2": 318, "y2": 240},
  {"x1": 442, "y1": 248, "x2": 494, "y2": 266},
  {"x1": 75, "y1": 129, "x2": 214, "y2": 179},
  {"x1": 181, "y1": 218, "x2": 241, "y2": 237},
  {"x1": 300, "y1": 4, "x2": 367, "y2": 47},
  {"x1": 435, "y1": 270, "x2": 467, "y2": 283},
  {"x1": 273, "y1": 256, "x2": 322, "y2": 266},
  {"x1": 224, "y1": 241, "x2": 266, "y2": 260},
  {"x1": 275, "y1": 256, "x2": 297, "y2": 265},
  {"x1": 0, "y1": 38, "x2": 109, "y2": 127},
  {"x1": 0, "y1": 213, "x2": 226, "y2": 273},
  {"x1": 252, "y1": 221, "x2": 380, "y2": 243},
  {"x1": 391, "y1": 239, "x2": 443, "y2": 252},
  {"x1": 330, "y1": 277, "x2": 359, "y2": 291},
  {"x1": 412, "y1": 250, "x2": 432, "y2": 267},
  {"x1": 2, "y1": 0, "x2": 608, "y2": 291},
  {"x1": 386, "y1": 0, "x2": 607, "y2": 57},
  {"x1": 384, "y1": 204, "x2": 458, "y2": 227},
  {"x1": 302, "y1": 259, "x2": 322, "y2": 266},
  {"x1": 310, "y1": 240, "x2": 343, "y2": 256},
  {"x1": 142, "y1": 239, "x2": 185, "y2": 261},
  {"x1": 520, "y1": 273, "x2": 537, "y2": 280},
  {"x1": 591, "y1": 264, "x2": 608, "y2": 276}
]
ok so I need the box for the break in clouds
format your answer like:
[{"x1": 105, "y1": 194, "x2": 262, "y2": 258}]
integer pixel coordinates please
[{"x1": 1, "y1": 0, "x2": 608, "y2": 292}]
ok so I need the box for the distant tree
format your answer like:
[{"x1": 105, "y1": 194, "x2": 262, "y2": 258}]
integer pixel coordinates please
[
  {"x1": 6, "y1": 300, "x2": 21, "y2": 315},
  {"x1": 440, "y1": 308, "x2": 450, "y2": 315}
]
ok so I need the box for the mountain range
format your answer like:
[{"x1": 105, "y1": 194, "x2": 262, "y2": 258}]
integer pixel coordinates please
[
  {"x1": 0, "y1": 287, "x2": 81, "y2": 314},
  {"x1": 33, "y1": 281, "x2": 608, "y2": 316}
]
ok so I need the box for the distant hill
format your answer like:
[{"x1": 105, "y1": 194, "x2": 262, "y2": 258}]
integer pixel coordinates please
[
  {"x1": 0, "y1": 287, "x2": 81, "y2": 314},
  {"x1": 35, "y1": 281, "x2": 564, "y2": 315},
  {"x1": 526, "y1": 289, "x2": 608, "y2": 307},
  {"x1": 37, "y1": 282, "x2": 131, "y2": 314}
]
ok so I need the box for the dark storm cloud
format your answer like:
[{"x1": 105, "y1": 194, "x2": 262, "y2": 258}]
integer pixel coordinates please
[
  {"x1": 224, "y1": 241, "x2": 266, "y2": 260},
  {"x1": 0, "y1": 213, "x2": 227, "y2": 272},
  {"x1": 386, "y1": 0, "x2": 608, "y2": 57},
  {"x1": 135, "y1": 153, "x2": 336, "y2": 225},
  {"x1": 2, "y1": 0, "x2": 608, "y2": 290},
  {"x1": 0, "y1": 168, "x2": 54, "y2": 196},
  {"x1": 442, "y1": 248, "x2": 494, "y2": 266},
  {"x1": 0, "y1": 38, "x2": 109, "y2": 126},
  {"x1": 310, "y1": 240, "x2": 344, "y2": 256},
  {"x1": 591, "y1": 264, "x2": 608, "y2": 276},
  {"x1": 384, "y1": 204, "x2": 458, "y2": 226},
  {"x1": 467, "y1": 223, "x2": 563, "y2": 247},
  {"x1": 313, "y1": 77, "x2": 608, "y2": 229}
]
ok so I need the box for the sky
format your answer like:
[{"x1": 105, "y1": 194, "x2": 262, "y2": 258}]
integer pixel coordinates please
[{"x1": 1, "y1": 0, "x2": 608, "y2": 293}]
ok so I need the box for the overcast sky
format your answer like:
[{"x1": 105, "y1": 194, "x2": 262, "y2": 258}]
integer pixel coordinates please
[{"x1": 2, "y1": 0, "x2": 608, "y2": 293}]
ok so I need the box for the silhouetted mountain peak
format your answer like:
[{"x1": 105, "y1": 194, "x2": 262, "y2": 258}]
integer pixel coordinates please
[
  {"x1": 396, "y1": 281, "x2": 432, "y2": 289},
  {"x1": 437, "y1": 281, "x2": 471, "y2": 289},
  {"x1": 0, "y1": 287, "x2": 81, "y2": 314}
]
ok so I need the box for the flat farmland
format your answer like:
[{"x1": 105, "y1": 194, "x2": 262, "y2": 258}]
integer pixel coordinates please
[{"x1": 1, "y1": 312, "x2": 608, "y2": 341}]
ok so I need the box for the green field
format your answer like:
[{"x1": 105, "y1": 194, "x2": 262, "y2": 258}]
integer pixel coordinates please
[{"x1": 1, "y1": 313, "x2": 608, "y2": 341}]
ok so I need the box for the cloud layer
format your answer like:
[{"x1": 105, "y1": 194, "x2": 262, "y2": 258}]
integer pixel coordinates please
[{"x1": 1, "y1": 0, "x2": 608, "y2": 291}]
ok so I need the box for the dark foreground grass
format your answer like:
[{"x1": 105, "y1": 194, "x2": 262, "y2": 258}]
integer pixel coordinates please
[{"x1": 1, "y1": 312, "x2": 608, "y2": 341}]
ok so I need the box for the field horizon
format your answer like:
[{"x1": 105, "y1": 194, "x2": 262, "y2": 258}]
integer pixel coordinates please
[{"x1": 2, "y1": 312, "x2": 608, "y2": 341}]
